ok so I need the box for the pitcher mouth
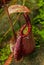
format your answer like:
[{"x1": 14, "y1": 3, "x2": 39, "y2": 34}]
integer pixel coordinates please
[
  {"x1": 19, "y1": 24, "x2": 31, "y2": 38},
  {"x1": 23, "y1": 26, "x2": 28, "y2": 35}
]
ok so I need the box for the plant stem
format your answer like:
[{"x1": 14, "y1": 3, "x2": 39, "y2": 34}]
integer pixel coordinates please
[{"x1": 23, "y1": 0, "x2": 26, "y2": 5}]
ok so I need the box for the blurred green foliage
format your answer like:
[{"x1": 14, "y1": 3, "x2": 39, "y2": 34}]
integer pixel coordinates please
[{"x1": 0, "y1": 44, "x2": 11, "y2": 65}]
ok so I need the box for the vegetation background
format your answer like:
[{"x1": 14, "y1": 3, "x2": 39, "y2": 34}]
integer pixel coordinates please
[{"x1": 0, "y1": 0, "x2": 44, "y2": 65}]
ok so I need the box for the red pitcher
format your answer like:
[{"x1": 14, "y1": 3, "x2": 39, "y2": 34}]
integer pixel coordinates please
[{"x1": 3, "y1": 1, "x2": 35, "y2": 61}]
